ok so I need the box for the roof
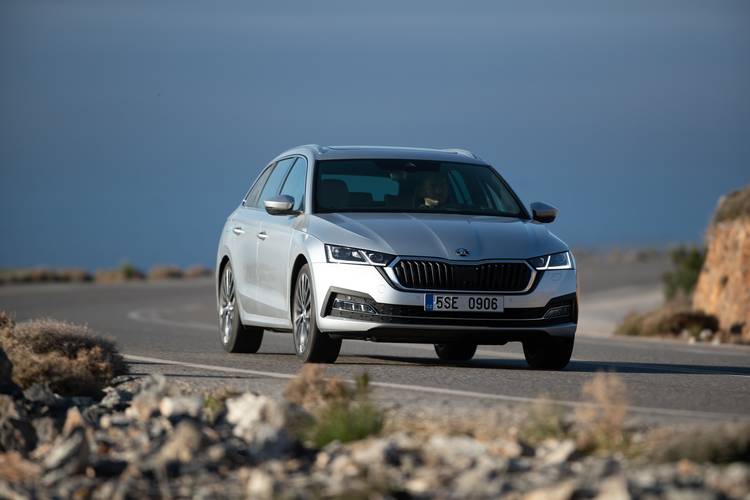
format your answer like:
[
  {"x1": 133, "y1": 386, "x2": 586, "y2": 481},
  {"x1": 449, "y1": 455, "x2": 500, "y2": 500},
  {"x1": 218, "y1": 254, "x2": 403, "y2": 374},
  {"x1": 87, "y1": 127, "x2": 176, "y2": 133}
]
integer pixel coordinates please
[{"x1": 272, "y1": 145, "x2": 488, "y2": 165}]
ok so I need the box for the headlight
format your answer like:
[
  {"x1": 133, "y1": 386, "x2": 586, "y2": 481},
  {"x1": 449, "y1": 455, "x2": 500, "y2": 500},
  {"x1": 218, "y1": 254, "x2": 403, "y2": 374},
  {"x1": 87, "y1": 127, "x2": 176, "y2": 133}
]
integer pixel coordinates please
[
  {"x1": 325, "y1": 245, "x2": 394, "y2": 266},
  {"x1": 528, "y1": 251, "x2": 573, "y2": 270}
]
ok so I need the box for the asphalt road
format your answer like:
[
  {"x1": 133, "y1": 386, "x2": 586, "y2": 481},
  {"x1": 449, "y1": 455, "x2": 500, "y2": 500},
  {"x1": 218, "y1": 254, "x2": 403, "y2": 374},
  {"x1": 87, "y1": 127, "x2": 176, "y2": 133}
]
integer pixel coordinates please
[{"x1": 2, "y1": 259, "x2": 749, "y2": 423}]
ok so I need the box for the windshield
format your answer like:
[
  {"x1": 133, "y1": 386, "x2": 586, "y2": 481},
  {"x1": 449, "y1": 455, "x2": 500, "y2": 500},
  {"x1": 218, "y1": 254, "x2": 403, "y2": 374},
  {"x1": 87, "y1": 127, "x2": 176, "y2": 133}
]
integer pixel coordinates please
[{"x1": 314, "y1": 159, "x2": 528, "y2": 218}]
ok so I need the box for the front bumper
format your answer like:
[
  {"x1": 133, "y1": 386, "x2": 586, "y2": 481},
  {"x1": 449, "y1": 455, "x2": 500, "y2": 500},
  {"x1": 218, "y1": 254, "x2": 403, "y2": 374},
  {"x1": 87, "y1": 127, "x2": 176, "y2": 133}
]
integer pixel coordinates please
[{"x1": 311, "y1": 262, "x2": 577, "y2": 343}]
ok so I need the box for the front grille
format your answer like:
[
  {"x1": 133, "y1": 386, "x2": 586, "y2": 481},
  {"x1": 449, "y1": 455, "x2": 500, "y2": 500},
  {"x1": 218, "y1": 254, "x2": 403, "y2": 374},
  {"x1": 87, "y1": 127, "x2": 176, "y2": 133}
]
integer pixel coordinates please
[{"x1": 392, "y1": 259, "x2": 533, "y2": 292}]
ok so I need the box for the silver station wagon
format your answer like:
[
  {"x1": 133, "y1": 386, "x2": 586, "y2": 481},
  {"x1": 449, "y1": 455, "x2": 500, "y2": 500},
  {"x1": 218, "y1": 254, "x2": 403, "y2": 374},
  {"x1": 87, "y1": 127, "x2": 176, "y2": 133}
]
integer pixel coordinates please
[{"x1": 216, "y1": 145, "x2": 577, "y2": 369}]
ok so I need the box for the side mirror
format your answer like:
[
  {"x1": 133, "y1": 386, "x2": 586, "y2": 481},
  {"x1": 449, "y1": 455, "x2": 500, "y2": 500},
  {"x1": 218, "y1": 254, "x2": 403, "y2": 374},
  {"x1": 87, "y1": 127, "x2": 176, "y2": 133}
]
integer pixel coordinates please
[
  {"x1": 530, "y1": 202, "x2": 558, "y2": 223},
  {"x1": 264, "y1": 195, "x2": 298, "y2": 216}
]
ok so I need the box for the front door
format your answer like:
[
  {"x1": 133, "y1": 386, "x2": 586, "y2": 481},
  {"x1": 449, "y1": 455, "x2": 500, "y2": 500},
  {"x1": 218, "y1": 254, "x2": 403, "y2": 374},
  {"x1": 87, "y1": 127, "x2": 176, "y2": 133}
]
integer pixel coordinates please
[{"x1": 256, "y1": 156, "x2": 307, "y2": 325}]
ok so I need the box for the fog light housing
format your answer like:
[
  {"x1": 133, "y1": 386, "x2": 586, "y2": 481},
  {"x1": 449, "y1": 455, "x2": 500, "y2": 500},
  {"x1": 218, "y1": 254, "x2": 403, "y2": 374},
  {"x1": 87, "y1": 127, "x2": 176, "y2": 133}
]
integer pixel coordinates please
[
  {"x1": 332, "y1": 295, "x2": 378, "y2": 315},
  {"x1": 543, "y1": 305, "x2": 572, "y2": 320}
]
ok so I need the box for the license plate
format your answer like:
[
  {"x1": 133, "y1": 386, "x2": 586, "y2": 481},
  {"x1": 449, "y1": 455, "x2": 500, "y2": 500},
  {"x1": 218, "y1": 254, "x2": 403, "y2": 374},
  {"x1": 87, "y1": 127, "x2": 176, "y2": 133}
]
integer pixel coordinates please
[{"x1": 424, "y1": 294, "x2": 504, "y2": 312}]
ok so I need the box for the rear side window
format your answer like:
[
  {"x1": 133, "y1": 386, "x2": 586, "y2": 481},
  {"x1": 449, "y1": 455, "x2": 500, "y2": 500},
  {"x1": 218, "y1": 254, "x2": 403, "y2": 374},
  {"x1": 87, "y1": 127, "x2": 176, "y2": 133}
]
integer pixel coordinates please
[
  {"x1": 255, "y1": 157, "x2": 296, "y2": 208},
  {"x1": 279, "y1": 157, "x2": 307, "y2": 211}
]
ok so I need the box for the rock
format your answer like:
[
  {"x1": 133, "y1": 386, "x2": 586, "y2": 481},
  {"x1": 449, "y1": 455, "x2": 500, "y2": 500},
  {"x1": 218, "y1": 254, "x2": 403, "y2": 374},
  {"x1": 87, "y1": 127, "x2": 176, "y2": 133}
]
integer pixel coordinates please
[
  {"x1": 125, "y1": 374, "x2": 167, "y2": 422},
  {"x1": 0, "y1": 348, "x2": 20, "y2": 396},
  {"x1": 246, "y1": 469, "x2": 275, "y2": 499},
  {"x1": 43, "y1": 428, "x2": 90, "y2": 483},
  {"x1": 425, "y1": 435, "x2": 487, "y2": 468},
  {"x1": 538, "y1": 439, "x2": 577, "y2": 466},
  {"x1": 226, "y1": 393, "x2": 307, "y2": 458},
  {"x1": 0, "y1": 451, "x2": 41, "y2": 483},
  {"x1": 160, "y1": 396, "x2": 203, "y2": 419},
  {"x1": 492, "y1": 437, "x2": 531, "y2": 458},
  {"x1": 32, "y1": 416, "x2": 59, "y2": 445},
  {"x1": 0, "y1": 395, "x2": 37, "y2": 454},
  {"x1": 155, "y1": 420, "x2": 205, "y2": 465},
  {"x1": 350, "y1": 437, "x2": 400, "y2": 467},
  {"x1": 524, "y1": 479, "x2": 578, "y2": 500},
  {"x1": 24, "y1": 384, "x2": 65, "y2": 407},
  {"x1": 595, "y1": 474, "x2": 631, "y2": 500}
]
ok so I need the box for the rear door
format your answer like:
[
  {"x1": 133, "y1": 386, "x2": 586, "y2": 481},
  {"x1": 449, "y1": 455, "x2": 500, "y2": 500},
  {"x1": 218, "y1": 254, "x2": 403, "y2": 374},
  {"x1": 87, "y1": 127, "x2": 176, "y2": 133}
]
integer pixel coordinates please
[
  {"x1": 231, "y1": 159, "x2": 294, "y2": 319},
  {"x1": 255, "y1": 156, "x2": 308, "y2": 324}
]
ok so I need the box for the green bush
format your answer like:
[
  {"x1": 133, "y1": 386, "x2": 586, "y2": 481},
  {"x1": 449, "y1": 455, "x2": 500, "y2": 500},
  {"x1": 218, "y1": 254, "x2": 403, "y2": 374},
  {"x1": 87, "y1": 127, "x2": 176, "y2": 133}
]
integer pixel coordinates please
[
  {"x1": 306, "y1": 373, "x2": 383, "y2": 448},
  {"x1": 662, "y1": 246, "x2": 705, "y2": 300}
]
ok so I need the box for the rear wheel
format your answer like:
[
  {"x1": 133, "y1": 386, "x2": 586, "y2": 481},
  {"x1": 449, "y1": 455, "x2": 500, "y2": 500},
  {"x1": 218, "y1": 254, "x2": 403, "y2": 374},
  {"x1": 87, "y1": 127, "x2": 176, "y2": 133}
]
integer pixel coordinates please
[
  {"x1": 293, "y1": 264, "x2": 341, "y2": 363},
  {"x1": 522, "y1": 336, "x2": 574, "y2": 370},
  {"x1": 219, "y1": 263, "x2": 264, "y2": 353},
  {"x1": 434, "y1": 343, "x2": 477, "y2": 362}
]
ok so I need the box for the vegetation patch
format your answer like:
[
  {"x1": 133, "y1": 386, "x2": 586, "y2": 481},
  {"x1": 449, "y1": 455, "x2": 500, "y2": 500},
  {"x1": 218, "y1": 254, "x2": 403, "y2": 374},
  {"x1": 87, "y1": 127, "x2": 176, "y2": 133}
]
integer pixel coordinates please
[
  {"x1": 284, "y1": 365, "x2": 383, "y2": 448},
  {"x1": 712, "y1": 185, "x2": 750, "y2": 224},
  {"x1": 662, "y1": 245, "x2": 705, "y2": 300},
  {"x1": 575, "y1": 372, "x2": 629, "y2": 453},
  {"x1": 0, "y1": 312, "x2": 127, "y2": 397},
  {"x1": 147, "y1": 265, "x2": 184, "y2": 280}
]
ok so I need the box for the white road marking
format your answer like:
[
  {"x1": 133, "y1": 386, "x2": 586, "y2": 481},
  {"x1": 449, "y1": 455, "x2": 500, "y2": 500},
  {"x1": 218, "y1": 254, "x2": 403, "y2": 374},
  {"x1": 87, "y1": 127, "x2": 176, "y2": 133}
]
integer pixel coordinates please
[{"x1": 124, "y1": 353, "x2": 748, "y2": 421}]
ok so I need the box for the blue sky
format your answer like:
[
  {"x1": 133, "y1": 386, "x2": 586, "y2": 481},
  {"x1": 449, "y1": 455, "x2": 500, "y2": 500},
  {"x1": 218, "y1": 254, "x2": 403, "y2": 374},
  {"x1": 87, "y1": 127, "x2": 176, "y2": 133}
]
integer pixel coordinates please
[{"x1": 1, "y1": 0, "x2": 748, "y2": 269}]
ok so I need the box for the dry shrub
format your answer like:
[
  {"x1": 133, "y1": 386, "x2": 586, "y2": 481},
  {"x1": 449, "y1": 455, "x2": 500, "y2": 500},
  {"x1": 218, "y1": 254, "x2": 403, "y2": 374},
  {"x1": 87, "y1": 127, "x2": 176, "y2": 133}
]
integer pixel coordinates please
[
  {"x1": 616, "y1": 300, "x2": 719, "y2": 339},
  {"x1": 283, "y1": 365, "x2": 352, "y2": 411},
  {"x1": 184, "y1": 265, "x2": 212, "y2": 279},
  {"x1": 148, "y1": 265, "x2": 184, "y2": 280},
  {"x1": 0, "y1": 268, "x2": 92, "y2": 285},
  {"x1": 520, "y1": 397, "x2": 568, "y2": 445},
  {"x1": 648, "y1": 421, "x2": 750, "y2": 463},
  {"x1": 94, "y1": 262, "x2": 145, "y2": 283},
  {"x1": 575, "y1": 372, "x2": 629, "y2": 452},
  {"x1": 0, "y1": 313, "x2": 127, "y2": 397},
  {"x1": 283, "y1": 366, "x2": 383, "y2": 447}
]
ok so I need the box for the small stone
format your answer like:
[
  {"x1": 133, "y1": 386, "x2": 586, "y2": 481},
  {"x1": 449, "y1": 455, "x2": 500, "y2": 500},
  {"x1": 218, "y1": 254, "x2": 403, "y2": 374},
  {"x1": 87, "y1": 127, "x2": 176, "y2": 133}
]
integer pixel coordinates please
[
  {"x1": 226, "y1": 393, "x2": 306, "y2": 458},
  {"x1": 159, "y1": 396, "x2": 203, "y2": 419},
  {"x1": 538, "y1": 439, "x2": 577, "y2": 466},
  {"x1": 23, "y1": 384, "x2": 63, "y2": 407},
  {"x1": 0, "y1": 451, "x2": 41, "y2": 483},
  {"x1": 350, "y1": 438, "x2": 399, "y2": 466},
  {"x1": 246, "y1": 469, "x2": 275, "y2": 499},
  {"x1": 155, "y1": 420, "x2": 205, "y2": 465},
  {"x1": 594, "y1": 475, "x2": 630, "y2": 500},
  {"x1": 62, "y1": 406, "x2": 85, "y2": 436},
  {"x1": 524, "y1": 479, "x2": 578, "y2": 500},
  {"x1": 0, "y1": 395, "x2": 37, "y2": 454},
  {"x1": 43, "y1": 428, "x2": 90, "y2": 483}
]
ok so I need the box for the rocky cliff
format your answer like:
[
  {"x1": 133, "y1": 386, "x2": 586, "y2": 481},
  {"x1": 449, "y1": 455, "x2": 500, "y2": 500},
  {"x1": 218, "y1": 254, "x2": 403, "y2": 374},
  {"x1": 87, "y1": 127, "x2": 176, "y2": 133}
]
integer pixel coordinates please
[{"x1": 692, "y1": 186, "x2": 750, "y2": 342}]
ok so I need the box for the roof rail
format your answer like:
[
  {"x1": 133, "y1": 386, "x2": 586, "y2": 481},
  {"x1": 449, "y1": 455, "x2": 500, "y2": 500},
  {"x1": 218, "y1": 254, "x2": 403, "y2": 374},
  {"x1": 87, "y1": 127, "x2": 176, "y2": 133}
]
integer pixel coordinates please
[
  {"x1": 441, "y1": 148, "x2": 481, "y2": 160},
  {"x1": 298, "y1": 144, "x2": 328, "y2": 154}
]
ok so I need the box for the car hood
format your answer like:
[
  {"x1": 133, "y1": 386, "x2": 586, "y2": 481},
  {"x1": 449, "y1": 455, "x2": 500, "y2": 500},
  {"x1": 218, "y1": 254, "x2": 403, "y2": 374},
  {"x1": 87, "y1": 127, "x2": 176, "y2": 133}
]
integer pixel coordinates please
[{"x1": 307, "y1": 212, "x2": 568, "y2": 260}]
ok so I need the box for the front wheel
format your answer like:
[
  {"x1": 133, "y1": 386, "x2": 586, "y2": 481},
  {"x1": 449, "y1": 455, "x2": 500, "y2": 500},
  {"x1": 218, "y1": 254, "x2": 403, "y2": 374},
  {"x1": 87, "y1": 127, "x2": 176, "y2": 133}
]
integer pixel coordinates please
[
  {"x1": 219, "y1": 263, "x2": 264, "y2": 353},
  {"x1": 434, "y1": 343, "x2": 477, "y2": 362},
  {"x1": 292, "y1": 264, "x2": 341, "y2": 363},
  {"x1": 522, "y1": 336, "x2": 574, "y2": 370}
]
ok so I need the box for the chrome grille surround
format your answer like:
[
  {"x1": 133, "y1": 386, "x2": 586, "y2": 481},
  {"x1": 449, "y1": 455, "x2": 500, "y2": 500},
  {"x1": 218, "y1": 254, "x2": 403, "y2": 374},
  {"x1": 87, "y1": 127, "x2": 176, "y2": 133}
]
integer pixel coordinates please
[{"x1": 383, "y1": 256, "x2": 537, "y2": 293}]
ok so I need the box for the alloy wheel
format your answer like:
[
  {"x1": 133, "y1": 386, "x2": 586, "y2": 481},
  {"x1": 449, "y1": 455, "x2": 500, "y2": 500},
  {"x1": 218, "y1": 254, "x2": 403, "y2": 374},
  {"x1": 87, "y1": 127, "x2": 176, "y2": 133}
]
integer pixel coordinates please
[
  {"x1": 293, "y1": 273, "x2": 312, "y2": 354},
  {"x1": 219, "y1": 266, "x2": 235, "y2": 345}
]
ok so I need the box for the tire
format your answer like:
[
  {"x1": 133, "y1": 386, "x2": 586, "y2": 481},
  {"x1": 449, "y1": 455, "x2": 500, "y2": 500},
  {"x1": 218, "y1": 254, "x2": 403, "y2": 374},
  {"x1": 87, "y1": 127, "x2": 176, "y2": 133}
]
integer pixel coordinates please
[
  {"x1": 218, "y1": 263, "x2": 264, "y2": 353},
  {"x1": 434, "y1": 343, "x2": 477, "y2": 362},
  {"x1": 522, "y1": 336, "x2": 574, "y2": 370},
  {"x1": 292, "y1": 264, "x2": 341, "y2": 363}
]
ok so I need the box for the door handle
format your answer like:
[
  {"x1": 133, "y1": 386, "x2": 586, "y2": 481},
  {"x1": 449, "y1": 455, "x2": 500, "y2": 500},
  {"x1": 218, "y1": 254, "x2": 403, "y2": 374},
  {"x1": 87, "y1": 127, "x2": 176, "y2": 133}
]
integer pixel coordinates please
[
  {"x1": 257, "y1": 231, "x2": 268, "y2": 240},
  {"x1": 232, "y1": 226, "x2": 245, "y2": 235}
]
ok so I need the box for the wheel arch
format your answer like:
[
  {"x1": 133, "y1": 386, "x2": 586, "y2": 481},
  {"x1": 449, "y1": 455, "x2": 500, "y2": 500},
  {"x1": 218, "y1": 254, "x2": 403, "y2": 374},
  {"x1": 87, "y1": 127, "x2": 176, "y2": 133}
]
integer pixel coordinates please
[{"x1": 289, "y1": 254, "x2": 309, "y2": 319}]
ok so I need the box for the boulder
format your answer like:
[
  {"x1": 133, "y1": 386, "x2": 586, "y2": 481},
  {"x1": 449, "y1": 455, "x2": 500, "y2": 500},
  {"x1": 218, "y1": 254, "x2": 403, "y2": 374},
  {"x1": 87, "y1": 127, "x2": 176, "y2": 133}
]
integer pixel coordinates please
[
  {"x1": 226, "y1": 393, "x2": 309, "y2": 459},
  {"x1": 693, "y1": 186, "x2": 750, "y2": 341}
]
